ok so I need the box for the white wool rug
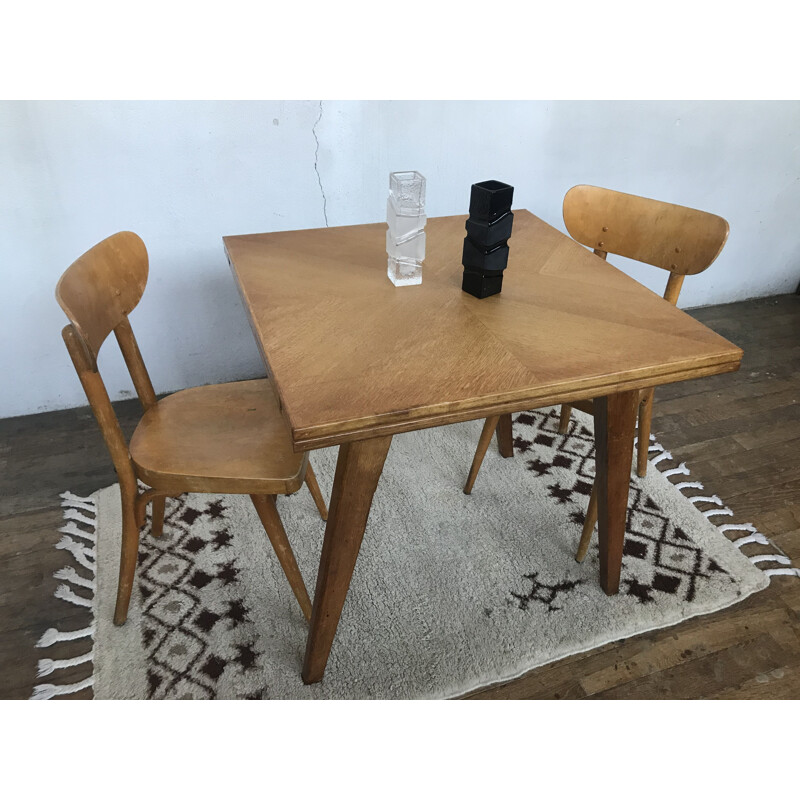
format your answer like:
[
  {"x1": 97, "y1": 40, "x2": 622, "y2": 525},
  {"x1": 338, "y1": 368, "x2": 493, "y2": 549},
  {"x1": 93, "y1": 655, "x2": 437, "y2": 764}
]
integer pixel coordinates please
[{"x1": 33, "y1": 408, "x2": 795, "y2": 699}]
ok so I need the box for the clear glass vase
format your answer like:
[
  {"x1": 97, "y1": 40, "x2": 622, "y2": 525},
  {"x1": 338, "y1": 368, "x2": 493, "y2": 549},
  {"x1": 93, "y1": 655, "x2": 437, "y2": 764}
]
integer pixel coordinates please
[{"x1": 387, "y1": 171, "x2": 426, "y2": 286}]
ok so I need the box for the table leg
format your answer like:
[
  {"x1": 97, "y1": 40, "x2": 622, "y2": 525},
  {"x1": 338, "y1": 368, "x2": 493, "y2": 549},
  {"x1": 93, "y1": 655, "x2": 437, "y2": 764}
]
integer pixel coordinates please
[
  {"x1": 302, "y1": 435, "x2": 393, "y2": 684},
  {"x1": 593, "y1": 390, "x2": 639, "y2": 595},
  {"x1": 495, "y1": 413, "x2": 514, "y2": 458}
]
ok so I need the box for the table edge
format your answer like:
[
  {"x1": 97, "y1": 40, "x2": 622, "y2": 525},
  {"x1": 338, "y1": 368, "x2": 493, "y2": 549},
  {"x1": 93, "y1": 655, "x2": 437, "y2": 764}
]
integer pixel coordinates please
[
  {"x1": 223, "y1": 221, "x2": 743, "y2": 453},
  {"x1": 289, "y1": 349, "x2": 742, "y2": 452}
]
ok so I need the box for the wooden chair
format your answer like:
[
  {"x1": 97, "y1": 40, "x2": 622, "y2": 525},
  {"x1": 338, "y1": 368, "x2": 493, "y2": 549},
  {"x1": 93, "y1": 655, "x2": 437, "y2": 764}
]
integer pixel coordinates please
[
  {"x1": 464, "y1": 186, "x2": 729, "y2": 558},
  {"x1": 56, "y1": 231, "x2": 329, "y2": 626}
]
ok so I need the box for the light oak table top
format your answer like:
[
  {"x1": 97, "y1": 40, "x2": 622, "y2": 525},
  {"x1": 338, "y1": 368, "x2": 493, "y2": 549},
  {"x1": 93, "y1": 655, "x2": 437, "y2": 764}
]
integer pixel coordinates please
[{"x1": 224, "y1": 210, "x2": 742, "y2": 451}]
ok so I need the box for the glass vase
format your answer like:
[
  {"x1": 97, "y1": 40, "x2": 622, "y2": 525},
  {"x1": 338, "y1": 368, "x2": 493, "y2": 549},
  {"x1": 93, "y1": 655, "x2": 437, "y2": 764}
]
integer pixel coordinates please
[{"x1": 387, "y1": 171, "x2": 426, "y2": 286}]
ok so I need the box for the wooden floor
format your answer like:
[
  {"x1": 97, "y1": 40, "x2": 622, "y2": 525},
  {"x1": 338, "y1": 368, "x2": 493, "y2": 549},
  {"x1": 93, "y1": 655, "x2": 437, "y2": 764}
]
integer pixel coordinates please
[{"x1": 2, "y1": 294, "x2": 799, "y2": 700}]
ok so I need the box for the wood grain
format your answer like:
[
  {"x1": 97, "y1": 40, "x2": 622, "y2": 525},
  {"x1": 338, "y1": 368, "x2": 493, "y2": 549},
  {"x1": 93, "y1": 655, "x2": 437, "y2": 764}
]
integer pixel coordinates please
[
  {"x1": 495, "y1": 414, "x2": 514, "y2": 458},
  {"x1": 463, "y1": 416, "x2": 500, "y2": 495},
  {"x1": 130, "y1": 380, "x2": 307, "y2": 496},
  {"x1": 556, "y1": 185, "x2": 729, "y2": 536},
  {"x1": 562, "y1": 185, "x2": 729, "y2": 276},
  {"x1": 637, "y1": 387, "x2": 655, "y2": 476},
  {"x1": 304, "y1": 463, "x2": 328, "y2": 521},
  {"x1": 302, "y1": 435, "x2": 393, "y2": 684},
  {"x1": 55, "y1": 231, "x2": 149, "y2": 370},
  {"x1": 593, "y1": 390, "x2": 640, "y2": 594},
  {"x1": 250, "y1": 494, "x2": 313, "y2": 621},
  {"x1": 225, "y1": 210, "x2": 741, "y2": 452},
  {"x1": 575, "y1": 483, "x2": 597, "y2": 563},
  {"x1": 55, "y1": 232, "x2": 320, "y2": 626}
]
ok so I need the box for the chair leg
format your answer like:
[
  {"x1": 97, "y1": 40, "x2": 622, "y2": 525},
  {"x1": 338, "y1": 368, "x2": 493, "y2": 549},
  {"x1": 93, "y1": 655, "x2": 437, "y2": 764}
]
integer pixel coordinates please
[
  {"x1": 114, "y1": 482, "x2": 141, "y2": 626},
  {"x1": 558, "y1": 404, "x2": 573, "y2": 434},
  {"x1": 151, "y1": 496, "x2": 166, "y2": 538},
  {"x1": 576, "y1": 482, "x2": 598, "y2": 563},
  {"x1": 464, "y1": 416, "x2": 500, "y2": 495},
  {"x1": 250, "y1": 494, "x2": 313, "y2": 621},
  {"x1": 637, "y1": 389, "x2": 655, "y2": 477},
  {"x1": 305, "y1": 461, "x2": 328, "y2": 521}
]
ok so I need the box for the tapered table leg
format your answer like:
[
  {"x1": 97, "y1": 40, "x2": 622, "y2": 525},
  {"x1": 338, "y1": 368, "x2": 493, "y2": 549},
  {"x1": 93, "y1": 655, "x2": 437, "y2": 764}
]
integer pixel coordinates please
[
  {"x1": 302, "y1": 435, "x2": 393, "y2": 684},
  {"x1": 593, "y1": 390, "x2": 639, "y2": 595},
  {"x1": 495, "y1": 413, "x2": 514, "y2": 458}
]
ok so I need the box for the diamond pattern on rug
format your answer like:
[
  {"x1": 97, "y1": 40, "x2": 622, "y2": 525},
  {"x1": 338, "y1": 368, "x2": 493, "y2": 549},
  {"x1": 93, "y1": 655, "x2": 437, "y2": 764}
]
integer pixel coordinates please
[
  {"x1": 511, "y1": 408, "x2": 734, "y2": 607},
  {"x1": 510, "y1": 572, "x2": 583, "y2": 612},
  {"x1": 137, "y1": 496, "x2": 262, "y2": 699},
  {"x1": 77, "y1": 406, "x2": 772, "y2": 699}
]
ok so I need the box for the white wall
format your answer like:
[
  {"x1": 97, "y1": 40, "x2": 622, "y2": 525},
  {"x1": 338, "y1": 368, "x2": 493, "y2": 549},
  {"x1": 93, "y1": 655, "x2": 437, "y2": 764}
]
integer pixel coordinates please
[{"x1": 1, "y1": 100, "x2": 798, "y2": 419}]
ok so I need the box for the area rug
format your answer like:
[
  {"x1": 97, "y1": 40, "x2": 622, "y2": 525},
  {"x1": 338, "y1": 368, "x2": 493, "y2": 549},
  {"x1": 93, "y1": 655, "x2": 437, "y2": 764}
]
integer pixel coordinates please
[{"x1": 32, "y1": 407, "x2": 794, "y2": 699}]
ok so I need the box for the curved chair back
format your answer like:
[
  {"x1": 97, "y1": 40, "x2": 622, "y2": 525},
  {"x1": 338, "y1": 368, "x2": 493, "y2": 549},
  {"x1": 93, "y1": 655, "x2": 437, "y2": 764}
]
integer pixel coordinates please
[
  {"x1": 563, "y1": 185, "x2": 729, "y2": 303},
  {"x1": 56, "y1": 231, "x2": 149, "y2": 370},
  {"x1": 56, "y1": 232, "x2": 156, "y2": 494}
]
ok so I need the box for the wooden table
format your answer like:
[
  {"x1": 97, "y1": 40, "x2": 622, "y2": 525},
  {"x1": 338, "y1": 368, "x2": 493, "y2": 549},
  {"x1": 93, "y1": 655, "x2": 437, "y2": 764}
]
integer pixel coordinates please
[{"x1": 224, "y1": 210, "x2": 742, "y2": 684}]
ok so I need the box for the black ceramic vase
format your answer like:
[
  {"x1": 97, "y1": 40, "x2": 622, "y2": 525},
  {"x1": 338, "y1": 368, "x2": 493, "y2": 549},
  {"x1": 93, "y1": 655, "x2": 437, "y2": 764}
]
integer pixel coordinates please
[{"x1": 461, "y1": 180, "x2": 514, "y2": 299}]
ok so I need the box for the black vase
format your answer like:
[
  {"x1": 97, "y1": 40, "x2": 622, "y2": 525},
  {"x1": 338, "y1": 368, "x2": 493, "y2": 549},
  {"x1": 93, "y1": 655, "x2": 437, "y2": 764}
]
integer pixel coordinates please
[{"x1": 462, "y1": 180, "x2": 514, "y2": 299}]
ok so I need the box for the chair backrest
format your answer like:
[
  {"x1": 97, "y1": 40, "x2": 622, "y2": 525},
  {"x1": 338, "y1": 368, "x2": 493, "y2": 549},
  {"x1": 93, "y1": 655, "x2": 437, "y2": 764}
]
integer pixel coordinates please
[
  {"x1": 56, "y1": 231, "x2": 149, "y2": 369},
  {"x1": 56, "y1": 232, "x2": 156, "y2": 492},
  {"x1": 563, "y1": 185, "x2": 729, "y2": 304}
]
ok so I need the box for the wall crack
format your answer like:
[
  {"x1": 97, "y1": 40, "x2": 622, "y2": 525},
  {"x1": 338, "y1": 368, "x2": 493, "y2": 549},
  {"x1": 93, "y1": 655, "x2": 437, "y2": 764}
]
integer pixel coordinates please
[{"x1": 312, "y1": 100, "x2": 329, "y2": 227}]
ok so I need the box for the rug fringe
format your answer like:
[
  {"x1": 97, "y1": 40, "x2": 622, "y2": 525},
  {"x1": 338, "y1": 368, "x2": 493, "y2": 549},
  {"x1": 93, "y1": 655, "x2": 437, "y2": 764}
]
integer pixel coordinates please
[
  {"x1": 37, "y1": 650, "x2": 94, "y2": 677},
  {"x1": 703, "y1": 507, "x2": 734, "y2": 519},
  {"x1": 55, "y1": 535, "x2": 96, "y2": 573},
  {"x1": 54, "y1": 565, "x2": 96, "y2": 591},
  {"x1": 31, "y1": 676, "x2": 94, "y2": 700},
  {"x1": 36, "y1": 625, "x2": 95, "y2": 648},
  {"x1": 59, "y1": 520, "x2": 97, "y2": 543},
  {"x1": 730, "y1": 532, "x2": 771, "y2": 548},
  {"x1": 687, "y1": 494, "x2": 723, "y2": 506},
  {"x1": 60, "y1": 490, "x2": 96, "y2": 506},
  {"x1": 650, "y1": 450, "x2": 673, "y2": 466},
  {"x1": 750, "y1": 554, "x2": 792, "y2": 566},
  {"x1": 673, "y1": 481, "x2": 704, "y2": 491},
  {"x1": 719, "y1": 522, "x2": 758, "y2": 533},
  {"x1": 54, "y1": 584, "x2": 93, "y2": 608},
  {"x1": 62, "y1": 507, "x2": 97, "y2": 527},
  {"x1": 764, "y1": 567, "x2": 800, "y2": 578},
  {"x1": 31, "y1": 493, "x2": 99, "y2": 700},
  {"x1": 648, "y1": 436, "x2": 798, "y2": 581},
  {"x1": 661, "y1": 462, "x2": 690, "y2": 478}
]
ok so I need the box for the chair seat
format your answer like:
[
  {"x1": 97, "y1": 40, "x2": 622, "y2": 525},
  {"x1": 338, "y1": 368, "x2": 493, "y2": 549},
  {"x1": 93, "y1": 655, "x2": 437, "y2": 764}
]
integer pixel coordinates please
[{"x1": 130, "y1": 379, "x2": 306, "y2": 495}]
